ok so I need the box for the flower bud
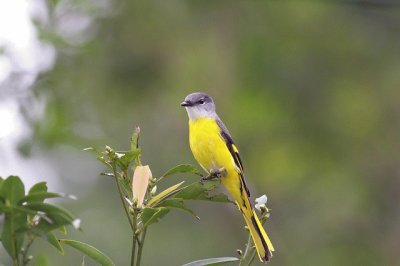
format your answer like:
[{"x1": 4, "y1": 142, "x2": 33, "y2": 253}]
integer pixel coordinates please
[
  {"x1": 132, "y1": 165, "x2": 152, "y2": 207},
  {"x1": 255, "y1": 194, "x2": 268, "y2": 212},
  {"x1": 150, "y1": 185, "x2": 157, "y2": 196}
]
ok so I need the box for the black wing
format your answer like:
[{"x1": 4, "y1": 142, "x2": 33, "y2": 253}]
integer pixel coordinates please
[{"x1": 217, "y1": 119, "x2": 250, "y2": 197}]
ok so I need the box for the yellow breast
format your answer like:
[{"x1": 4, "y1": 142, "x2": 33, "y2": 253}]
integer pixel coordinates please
[{"x1": 189, "y1": 118, "x2": 236, "y2": 173}]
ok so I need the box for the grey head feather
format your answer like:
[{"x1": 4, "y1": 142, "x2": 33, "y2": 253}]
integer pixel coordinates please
[{"x1": 181, "y1": 92, "x2": 218, "y2": 120}]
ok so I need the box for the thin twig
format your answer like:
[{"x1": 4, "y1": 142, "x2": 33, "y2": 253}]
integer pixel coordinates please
[
  {"x1": 112, "y1": 164, "x2": 135, "y2": 232},
  {"x1": 21, "y1": 235, "x2": 35, "y2": 266},
  {"x1": 136, "y1": 228, "x2": 147, "y2": 266},
  {"x1": 239, "y1": 231, "x2": 254, "y2": 266},
  {"x1": 130, "y1": 234, "x2": 136, "y2": 266}
]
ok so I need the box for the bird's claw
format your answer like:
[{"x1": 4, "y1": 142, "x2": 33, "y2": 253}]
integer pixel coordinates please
[{"x1": 200, "y1": 167, "x2": 227, "y2": 183}]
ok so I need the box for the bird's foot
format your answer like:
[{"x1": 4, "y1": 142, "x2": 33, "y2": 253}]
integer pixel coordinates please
[{"x1": 201, "y1": 167, "x2": 227, "y2": 183}]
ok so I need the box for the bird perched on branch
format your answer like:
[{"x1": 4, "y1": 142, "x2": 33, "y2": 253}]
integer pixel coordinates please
[{"x1": 181, "y1": 92, "x2": 274, "y2": 263}]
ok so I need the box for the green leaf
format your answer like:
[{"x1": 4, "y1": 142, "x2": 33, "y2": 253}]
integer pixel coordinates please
[
  {"x1": 83, "y1": 147, "x2": 102, "y2": 155},
  {"x1": 182, "y1": 257, "x2": 239, "y2": 266},
  {"x1": 147, "y1": 181, "x2": 185, "y2": 207},
  {"x1": 162, "y1": 164, "x2": 200, "y2": 177},
  {"x1": 115, "y1": 150, "x2": 141, "y2": 170},
  {"x1": 59, "y1": 239, "x2": 115, "y2": 266},
  {"x1": 130, "y1": 126, "x2": 140, "y2": 151},
  {"x1": 33, "y1": 255, "x2": 49, "y2": 266},
  {"x1": 173, "y1": 180, "x2": 231, "y2": 203},
  {"x1": 29, "y1": 182, "x2": 48, "y2": 194},
  {"x1": 141, "y1": 207, "x2": 170, "y2": 228},
  {"x1": 0, "y1": 176, "x2": 25, "y2": 205},
  {"x1": 157, "y1": 198, "x2": 199, "y2": 219},
  {"x1": 45, "y1": 231, "x2": 64, "y2": 254},
  {"x1": 0, "y1": 176, "x2": 27, "y2": 258},
  {"x1": 25, "y1": 203, "x2": 74, "y2": 232},
  {"x1": 59, "y1": 226, "x2": 67, "y2": 235},
  {"x1": 19, "y1": 192, "x2": 63, "y2": 205},
  {"x1": 1, "y1": 211, "x2": 26, "y2": 259}
]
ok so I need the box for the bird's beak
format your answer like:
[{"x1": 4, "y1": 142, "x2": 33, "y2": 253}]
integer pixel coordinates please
[{"x1": 181, "y1": 100, "x2": 192, "y2": 107}]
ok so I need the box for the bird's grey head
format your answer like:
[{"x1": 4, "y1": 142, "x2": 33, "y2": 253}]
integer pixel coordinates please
[{"x1": 181, "y1": 92, "x2": 217, "y2": 120}]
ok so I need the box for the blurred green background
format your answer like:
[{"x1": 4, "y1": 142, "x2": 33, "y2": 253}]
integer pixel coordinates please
[{"x1": 1, "y1": 1, "x2": 400, "y2": 265}]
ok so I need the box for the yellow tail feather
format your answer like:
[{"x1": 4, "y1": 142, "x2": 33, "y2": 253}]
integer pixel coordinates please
[{"x1": 242, "y1": 208, "x2": 274, "y2": 263}]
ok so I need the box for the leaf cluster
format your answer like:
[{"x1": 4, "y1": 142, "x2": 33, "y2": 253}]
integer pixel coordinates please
[{"x1": 0, "y1": 176, "x2": 113, "y2": 266}]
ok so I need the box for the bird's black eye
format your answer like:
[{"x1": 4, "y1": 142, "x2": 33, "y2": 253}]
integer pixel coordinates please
[{"x1": 199, "y1": 99, "x2": 205, "y2": 104}]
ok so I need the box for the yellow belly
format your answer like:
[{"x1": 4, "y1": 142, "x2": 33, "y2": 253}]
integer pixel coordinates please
[{"x1": 189, "y1": 118, "x2": 236, "y2": 173}]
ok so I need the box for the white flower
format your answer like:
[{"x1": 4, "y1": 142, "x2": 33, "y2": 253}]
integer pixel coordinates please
[
  {"x1": 115, "y1": 152, "x2": 124, "y2": 158},
  {"x1": 255, "y1": 194, "x2": 268, "y2": 212},
  {"x1": 72, "y1": 219, "x2": 81, "y2": 229}
]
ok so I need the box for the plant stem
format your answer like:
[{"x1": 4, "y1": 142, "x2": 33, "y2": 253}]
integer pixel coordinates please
[
  {"x1": 239, "y1": 231, "x2": 255, "y2": 266},
  {"x1": 130, "y1": 209, "x2": 138, "y2": 266},
  {"x1": 112, "y1": 165, "x2": 135, "y2": 232},
  {"x1": 247, "y1": 252, "x2": 257, "y2": 266},
  {"x1": 136, "y1": 228, "x2": 147, "y2": 266},
  {"x1": 130, "y1": 234, "x2": 136, "y2": 266},
  {"x1": 21, "y1": 236, "x2": 35, "y2": 266}
]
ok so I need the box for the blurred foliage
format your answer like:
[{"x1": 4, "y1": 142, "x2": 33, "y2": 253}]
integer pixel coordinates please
[
  {"x1": 0, "y1": 176, "x2": 112, "y2": 266},
  {"x1": 2, "y1": 0, "x2": 400, "y2": 265}
]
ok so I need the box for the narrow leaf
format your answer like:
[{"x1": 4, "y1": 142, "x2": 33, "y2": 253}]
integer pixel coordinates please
[
  {"x1": 162, "y1": 164, "x2": 200, "y2": 177},
  {"x1": 60, "y1": 239, "x2": 114, "y2": 266},
  {"x1": 141, "y1": 207, "x2": 170, "y2": 228},
  {"x1": 147, "y1": 181, "x2": 185, "y2": 207},
  {"x1": 1, "y1": 212, "x2": 26, "y2": 258},
  {"x1": 130, "y1": 126, "x2": 140, "y2": 151},
  {"x1": 59, "y1": 226, "x2": 67, "y2": 235},
  {"x1": 45, "y1": 231, "x2": 64, "y2": 254},
  {"x1": 19, "y1": 192, "x2": 63, "y2": 205},
  {"x1": 182, "y1": 257, "x2": 239, "y2": 266}
]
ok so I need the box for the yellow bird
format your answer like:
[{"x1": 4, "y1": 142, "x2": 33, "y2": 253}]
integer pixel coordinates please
[{"x1": 181, "y1": 92, "x2": 274, "y2": 263}]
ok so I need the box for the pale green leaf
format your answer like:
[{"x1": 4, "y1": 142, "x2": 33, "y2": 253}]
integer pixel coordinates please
[
  {"x1": 60, "y1": 239, "x2": 115, "y2": 266},
  {"x1": 45, "y1": 231, "x2": 64, "y2": 254},
  {"x1": 182, "y1": 257, "x2": 239, "y2": 266},
  {"x1": 130, "y1": 126, "x2": 140, "y2": 151},
  {"x1": 147, "y1": 181, "x2": 185, "y2": 207}
]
